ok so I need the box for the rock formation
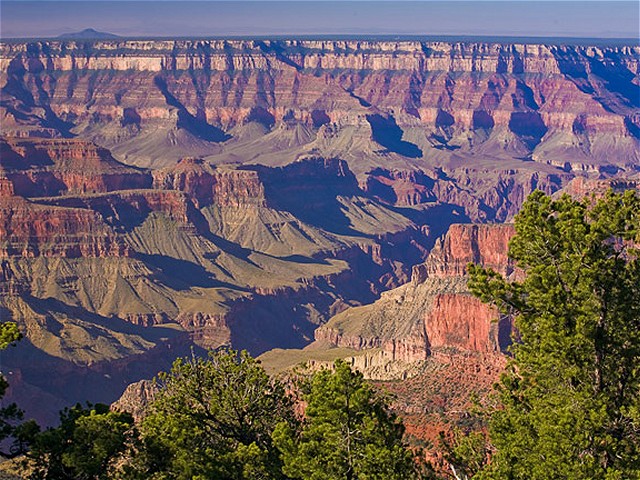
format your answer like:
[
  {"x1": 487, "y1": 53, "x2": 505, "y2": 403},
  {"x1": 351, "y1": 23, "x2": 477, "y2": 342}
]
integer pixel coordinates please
[
  {"x1": 0, "y1": 137, "x2": 437, "y2": 423},
  {"x1": 311, "y1": 223, "x2": 516, "y2": 366},
  {"x1": 0, "y1": 138, "x2": 151, "y2": 197},
  {"x1": 1, "y1": 39, "x2": 637, "y2": 223}
]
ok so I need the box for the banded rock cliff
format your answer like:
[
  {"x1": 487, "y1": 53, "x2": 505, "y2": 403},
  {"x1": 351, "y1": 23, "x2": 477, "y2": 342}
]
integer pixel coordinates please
[
  {"x1": 0, "y1": 137, "x2": 440, "y2": 423},
  {"x1": 311, "y1": 223, "x2": 515, "y2": 366},
  {"x1": 1, "y1": 39, "x2": 638, "y2": 224},
  {"x1": 1, "y1": 37, "x2": 638, "y2": 425}
]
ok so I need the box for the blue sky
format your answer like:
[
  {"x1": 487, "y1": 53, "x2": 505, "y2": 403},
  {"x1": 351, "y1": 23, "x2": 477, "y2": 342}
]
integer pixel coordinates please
[{"x1": 1, "y1": 1, "x2": 638, "y2": 39}]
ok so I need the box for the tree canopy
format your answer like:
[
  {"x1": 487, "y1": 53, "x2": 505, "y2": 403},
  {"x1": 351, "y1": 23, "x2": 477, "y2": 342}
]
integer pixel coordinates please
[
  {"x1": 26, "y1": 403, "x2": 135, "y2": 480},
  {"x1": 130, "y1": 349, "x2": 296, "y2": 480},
  {"x1": 467, "y1": 190, "x2": 640, "y2": 479},
  {"x1": 19, "y1": 350, "x2": 421, "y2": 479},
  {"x1": 273, "y1": 359, "x2": 416, "y2": 480},
  {"x1": 0, "y1": 316, "x2": 31, "y2": 459}
]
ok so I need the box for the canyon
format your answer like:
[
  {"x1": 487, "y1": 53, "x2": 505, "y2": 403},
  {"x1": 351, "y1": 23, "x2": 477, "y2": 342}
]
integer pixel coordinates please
[
  {"x1": 260, "y1": 223, "x2": 515, "y2": 377},
  {"x1": 0, "y1": 37, "x2": 638, "y2": 426}
]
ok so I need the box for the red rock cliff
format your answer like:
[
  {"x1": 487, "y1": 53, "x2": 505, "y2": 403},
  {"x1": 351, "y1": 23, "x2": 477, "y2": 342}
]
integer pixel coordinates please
[
  {"x1": 316, "y1": 223, "x2": 515, "y2": 360},
  {"x1": 2, "y1": 40, "x2": 636, "y2": 174},
  {"x1": 0, "y1": 192, "x2": 129, "y2": 258},
  {"x1": 412, "y1": 223, "x2": 515, "y2": 282},
  {"x1": 0, "y1": 137, "x2": 152, "y2": 196},
  {"x1": 152, "y1": 157, "x2": 266, "y2": 208}
]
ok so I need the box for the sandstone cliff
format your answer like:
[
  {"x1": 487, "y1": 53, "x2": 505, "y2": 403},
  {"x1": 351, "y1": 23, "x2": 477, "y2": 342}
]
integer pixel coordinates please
[
  {"x1": 1, "y1": 39, "x2": 637, "y2": 204},
  {"x1": 0, "y1": 137, "x2": 440, "y2": 423},
  {"x1": 1, "y1": 36, "x2": 638, "y2": 426},
  {"x1": 0, "y1": 137, "x2": 151, "y2": 196},
  {"x1": 0, "y1": 181, "x2": 129, "y2": 258},
  {"x1": 312, "y1": 223, "x2": 516, "y2": 364},
  {"x1": 152, "y1": 157, "x2": 267, "y2": 208}
]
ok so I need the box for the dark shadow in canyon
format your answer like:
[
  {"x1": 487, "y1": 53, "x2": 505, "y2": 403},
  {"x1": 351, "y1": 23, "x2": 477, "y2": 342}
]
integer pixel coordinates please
[
  {"x1": 508, "y1": 111, "x2": 548, "y2": 150},
  {"x1": 366, "y1": 114, "x2": 422, "y2": 158},
  {"x1": 154, "y1": 76, "x2": 231, "y2": 142},
  {"x1": 137, "y1": 253, "x2": 249, "y2": 292}
]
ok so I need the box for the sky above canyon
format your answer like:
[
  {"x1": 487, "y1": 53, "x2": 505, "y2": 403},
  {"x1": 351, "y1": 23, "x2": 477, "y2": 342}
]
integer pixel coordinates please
[{"x1": 1, "y1": 1, "x2": 638, "y2": 39}]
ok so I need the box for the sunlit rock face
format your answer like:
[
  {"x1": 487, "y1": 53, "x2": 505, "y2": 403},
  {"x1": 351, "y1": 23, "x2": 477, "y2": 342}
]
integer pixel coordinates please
[
  {"x1": 1, "y1": 39, "x2": 638, "y2": 175},
  {"x1": 0, "y1": 37, "x2": 637, "y2": 425},
  {"x1": 315, "y1": 223, "x2": 517, "y2": 365}
]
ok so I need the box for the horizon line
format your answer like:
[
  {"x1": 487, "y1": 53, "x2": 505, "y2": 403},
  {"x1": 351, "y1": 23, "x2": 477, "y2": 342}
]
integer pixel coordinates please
[{"x1": 2, "y1": 34, "x2": 638, "y2": 43}]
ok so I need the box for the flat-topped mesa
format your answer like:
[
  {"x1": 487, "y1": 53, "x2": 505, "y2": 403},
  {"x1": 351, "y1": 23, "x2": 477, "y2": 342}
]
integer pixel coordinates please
[
  {"x1": 153, "y1": 157, "x2": 267, "y2": 208},
  {"x1": 412, "y1": 223, "x2": 515, "y2": 283},
  {"x1": 0, "y1": 138, "x2": 152, "y2": 197},
  {"x1": 154, "y1": 156, "x2": 358, "y2": 210},
  {"x1": 153, "y1": 157, "x2": 217, "y2": 207}
]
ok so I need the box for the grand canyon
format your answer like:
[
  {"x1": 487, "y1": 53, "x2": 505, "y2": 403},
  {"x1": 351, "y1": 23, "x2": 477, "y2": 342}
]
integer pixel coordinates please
[{"x1": 0, "y1": 37, "x2": 638, "y2": 449}]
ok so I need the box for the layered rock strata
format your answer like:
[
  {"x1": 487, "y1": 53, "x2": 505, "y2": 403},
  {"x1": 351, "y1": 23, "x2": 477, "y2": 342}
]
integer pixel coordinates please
[
  {"x1": 0, "y1": 138, "x2": 151, "y2": 196},
  {"x1": 314, "y1": 223, "x2": 516, "y2": 364},
  {"x1": 1, "y1": 39, "x2": 637, "y2": 178},
  {"x1": 0, "y1": 137, "x2": 437, "y2": 423}
]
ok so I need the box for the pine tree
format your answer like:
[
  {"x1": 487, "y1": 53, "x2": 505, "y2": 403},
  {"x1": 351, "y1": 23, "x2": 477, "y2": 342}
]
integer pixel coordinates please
[
  {"x1": 0, "y1": 320, "x2": 31, "y2": 458},
  {"x1": 131, "y1": 349, "x2": 296, "y2": 480},
  {"x1": 26, "y1": 403, "x2": 134, "y2": 480},
  {"x1": 468, "y1": 190, "x2": 640, "y2": 479},
  {"x1": 273, "y1": 359, "x2": 416, "y2": 480}
]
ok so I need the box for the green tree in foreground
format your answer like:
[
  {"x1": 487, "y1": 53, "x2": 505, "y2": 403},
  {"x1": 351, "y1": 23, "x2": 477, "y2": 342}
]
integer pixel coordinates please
[
  {"x1": 26, "y1": 403, "x2": 134, "y2": 480},
  {"x1": 440, "y1": 428, "x2": 490, "y2": 480},
  {"x1": 129, "y1": 349, "x2": 296, "y2": 480},
  {"x1": 273, "y1": 359, "x2": 416, "y2": 480},
  {"x1": 468, "y1": 190, "x2": 640, "y2": 479},
  {"x1": 0, "y1": 319, "x2": 32, "y2": 458}
]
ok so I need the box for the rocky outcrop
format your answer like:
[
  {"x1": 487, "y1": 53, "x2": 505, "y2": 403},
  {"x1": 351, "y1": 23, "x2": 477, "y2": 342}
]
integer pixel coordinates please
[
  {"x1": 314, "y1": 223, "x2": 515, "y2": 367},
  {"x1": 364, "y1": 169, "x2": 437, "y2": 206},
  {"x1": 423, "y1": 294, "x2": 501, "y2": 352},
  {"x1": 412, "y1": 223, "x2": 515, "y2": 281},
  {"x1": 111, "y1": 379, "x2": 158, "y2": 421},
  {"x1": 39, "y1": 190, "x2": 210, "y2": 234},
  {"x1": 152, "y1": 157, "x2": 266, "y2": 208},
  {"x1": 177, "y1": 311, "x2": 231, "y2": 349},
  {"x1": 152, "y1": 156, "x2": 357, "y2": 212},
  {"x1": 0, "y1": 192, "x2": 129, "y2": 258},
  {"x1": 558, "y1": 175, "x2": 639, "y2": 199},
  {"x1": 0, "y1": 138, "x2": 151, "y2": 196}
]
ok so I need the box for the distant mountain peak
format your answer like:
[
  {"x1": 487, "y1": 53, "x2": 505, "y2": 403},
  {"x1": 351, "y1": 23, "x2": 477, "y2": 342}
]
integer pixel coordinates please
[{"x1": 57, "y1": 28, "x2": 120, "y2": 39}]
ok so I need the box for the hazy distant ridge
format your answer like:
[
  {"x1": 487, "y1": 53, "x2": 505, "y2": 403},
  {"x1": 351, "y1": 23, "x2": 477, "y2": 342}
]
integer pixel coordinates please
[{"x1": 57, "y1": 28, "x2": 120, "y2": 40}]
